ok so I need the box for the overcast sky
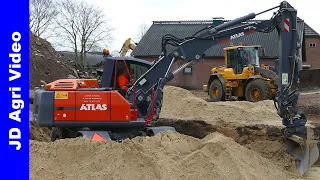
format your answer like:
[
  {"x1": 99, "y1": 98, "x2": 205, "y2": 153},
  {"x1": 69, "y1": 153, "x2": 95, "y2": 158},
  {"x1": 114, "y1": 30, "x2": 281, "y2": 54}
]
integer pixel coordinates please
[{"x1": 85, "y1": 0, "x2": 320, "y2": 53}]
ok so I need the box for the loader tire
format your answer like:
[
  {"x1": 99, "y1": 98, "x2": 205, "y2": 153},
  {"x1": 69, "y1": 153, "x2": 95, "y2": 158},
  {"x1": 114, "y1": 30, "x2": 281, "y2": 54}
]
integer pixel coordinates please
[
  {"x1": 245, "y1": 79, "x2": 273, "y2": 102},
  {"x1": 209, "y1": 79, "x2": 225, "y2": 102},
  {"x1": 51, "y1": 127, "x2": 66, "y2": 142}
]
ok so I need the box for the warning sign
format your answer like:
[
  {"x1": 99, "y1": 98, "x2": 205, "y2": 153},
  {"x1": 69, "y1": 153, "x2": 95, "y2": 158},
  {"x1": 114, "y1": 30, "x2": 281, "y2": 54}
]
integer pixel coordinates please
[
  {"x1": 91, "y1": 133, "x2": 106, "y2": 142},
  {"x1": 55, "y1": 92, "x2": 68, "y2": 99}
]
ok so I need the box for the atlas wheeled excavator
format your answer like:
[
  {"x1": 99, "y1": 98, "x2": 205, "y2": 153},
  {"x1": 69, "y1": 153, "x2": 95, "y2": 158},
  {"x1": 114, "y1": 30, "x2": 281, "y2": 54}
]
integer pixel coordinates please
[{"x1": 33, "y1": 1, "x2": 318, "y2": 174}]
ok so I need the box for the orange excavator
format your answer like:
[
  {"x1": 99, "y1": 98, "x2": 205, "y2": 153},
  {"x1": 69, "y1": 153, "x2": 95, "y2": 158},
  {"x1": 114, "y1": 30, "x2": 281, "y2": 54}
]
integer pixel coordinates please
[{"x1": 33, "y1": 1, "x2": 318, "y2": 174}]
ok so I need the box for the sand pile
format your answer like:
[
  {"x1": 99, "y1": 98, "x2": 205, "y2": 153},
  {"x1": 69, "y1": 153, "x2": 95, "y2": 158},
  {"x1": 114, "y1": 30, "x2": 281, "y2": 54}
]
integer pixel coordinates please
[
  {"x1": 29, "y1": 104, "x2": 51, "y2": 142},
  {"x1": 30, "y1": 131, "x2": 295, "y2": 180},
  {"x1": 30, "y1": 121, "x2": 51, "y2": 142},
  {"x1": 160, "y1": 86, "x2": 282, "y2": 126}
]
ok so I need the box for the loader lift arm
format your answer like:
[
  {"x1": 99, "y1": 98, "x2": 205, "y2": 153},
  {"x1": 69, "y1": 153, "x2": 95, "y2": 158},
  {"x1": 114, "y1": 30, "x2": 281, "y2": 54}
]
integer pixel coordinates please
[{"x1": 127, "y1": 1, "x2": 318, "y2": 174}]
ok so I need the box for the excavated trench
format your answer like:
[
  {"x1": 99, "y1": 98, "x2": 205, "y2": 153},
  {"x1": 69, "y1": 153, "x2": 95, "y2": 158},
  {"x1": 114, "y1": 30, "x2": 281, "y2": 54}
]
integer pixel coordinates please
[{"x1": 153, "y1": 118, "x2": 320, "y2": 170}]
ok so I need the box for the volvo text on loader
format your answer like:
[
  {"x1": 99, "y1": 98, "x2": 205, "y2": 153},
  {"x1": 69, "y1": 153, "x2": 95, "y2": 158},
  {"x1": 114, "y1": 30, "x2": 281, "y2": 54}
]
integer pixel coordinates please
[{"x1": 33, "y1": 1, "x2": 318, "y2": 174}]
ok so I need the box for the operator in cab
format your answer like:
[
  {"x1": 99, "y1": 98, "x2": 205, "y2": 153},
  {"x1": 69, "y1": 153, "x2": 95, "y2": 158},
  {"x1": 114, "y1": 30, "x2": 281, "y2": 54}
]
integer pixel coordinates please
[{"x1": 117, "y1": 68, "x2": 130, "y2": 96}]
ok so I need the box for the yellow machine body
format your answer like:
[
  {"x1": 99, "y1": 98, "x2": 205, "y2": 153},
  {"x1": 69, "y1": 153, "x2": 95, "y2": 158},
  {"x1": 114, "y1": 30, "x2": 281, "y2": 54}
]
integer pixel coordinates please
[{"x1": 203, "y1": 43, "x2": 277, "y2": 102}]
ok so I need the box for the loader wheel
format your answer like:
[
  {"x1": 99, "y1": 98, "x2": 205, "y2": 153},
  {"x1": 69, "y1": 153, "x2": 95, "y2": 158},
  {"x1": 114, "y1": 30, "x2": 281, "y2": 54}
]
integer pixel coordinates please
[
  {"x1": 245, "y1": 79, "x2": 273, "y2": 102},
  {"x1": 51, "y1": 127, "x2": 66, "y2": 142},
  {"x1": 209, "y1": 79, "x2": 225, "y2": 102}
]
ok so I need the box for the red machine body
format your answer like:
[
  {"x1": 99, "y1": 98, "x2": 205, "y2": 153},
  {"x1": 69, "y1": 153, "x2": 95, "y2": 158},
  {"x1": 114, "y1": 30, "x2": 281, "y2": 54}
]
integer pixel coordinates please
[{"x1": 46, "y1": 79, "x2": 138, "y2": 123}]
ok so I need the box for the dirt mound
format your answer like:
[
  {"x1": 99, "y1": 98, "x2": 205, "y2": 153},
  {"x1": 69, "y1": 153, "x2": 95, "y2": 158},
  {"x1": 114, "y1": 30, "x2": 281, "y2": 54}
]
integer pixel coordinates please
[
  {"x1": 30, "y1": 131, "x2": 295, "y2": 180},
  {"x1": 153, "y1": 119, "x2": 306, "y2": 172},
  {"x1": 29, "y1": 104, "x2": 51, "y2": 142},
  {"x1": 30, "y1": 121, "x2": 51, "y2": 142},
  {"x1": 30, "y1": 33, "x2": 77, "y2": 88},
  {"x1": 160, "y1": 86, "x2": 283, "y2": 127}
]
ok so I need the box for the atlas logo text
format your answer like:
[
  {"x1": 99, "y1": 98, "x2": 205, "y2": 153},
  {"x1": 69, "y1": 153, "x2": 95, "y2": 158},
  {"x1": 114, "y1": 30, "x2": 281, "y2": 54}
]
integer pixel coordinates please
[
  {"x1": 80, "y1": 104, "x2": 107, "y2": 110},
  {"x1": 230, "y1": 32, "x2": 244, "y2": 40}
]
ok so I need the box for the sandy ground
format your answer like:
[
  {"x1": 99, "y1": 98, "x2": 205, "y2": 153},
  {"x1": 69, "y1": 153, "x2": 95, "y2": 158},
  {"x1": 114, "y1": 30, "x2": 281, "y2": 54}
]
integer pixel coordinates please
[
  {"x1": 30, "y1": 132, "x2": 297, "y2": 180},
  {"x1": 30, "y1": 86, "x2": 320, "y2": 180},
  {"x1": 190, "y1": 89, "x2": 320, "y2": 119},
  {"x1": 161, "y1": 86, "x2": 320, "y2": 128}
]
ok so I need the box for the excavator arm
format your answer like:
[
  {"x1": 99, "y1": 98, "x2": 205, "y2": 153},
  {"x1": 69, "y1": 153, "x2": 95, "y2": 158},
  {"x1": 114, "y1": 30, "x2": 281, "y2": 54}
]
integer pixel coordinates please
[
  {"x1": 119, "y1": 38, "x2": 137, "y2": 56},
  {"x1": 128, "y1": 1, "x2": 318, "y2": 174}
]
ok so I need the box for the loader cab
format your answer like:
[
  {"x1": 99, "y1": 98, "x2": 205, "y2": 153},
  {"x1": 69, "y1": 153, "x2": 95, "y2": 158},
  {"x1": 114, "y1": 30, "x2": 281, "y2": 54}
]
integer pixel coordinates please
[{"x1": 224, "y1": 43, "x2": 260, "y2": 74}]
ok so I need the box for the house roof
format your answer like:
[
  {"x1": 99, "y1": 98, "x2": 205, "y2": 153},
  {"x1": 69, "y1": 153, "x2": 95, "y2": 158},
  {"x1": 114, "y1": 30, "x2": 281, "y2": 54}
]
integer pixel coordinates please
[
  {"x1": 132, "y1": 18, "x2": 319, "y2": 58},
  {"x1": 304, "y1": 23, "x2": 319, "y2": 36}
]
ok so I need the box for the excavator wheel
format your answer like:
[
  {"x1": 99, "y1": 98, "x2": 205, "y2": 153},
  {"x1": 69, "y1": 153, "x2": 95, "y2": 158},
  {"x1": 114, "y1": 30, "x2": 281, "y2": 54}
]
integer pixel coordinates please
[
  {"x1": 153, "y1": 99, "x2": 163, "y2": 121},
  {"x1": 245, "y1": 79, "x2": 273, "y2": 102},
  {"x1": 209, "y1": 79, "x2": 225, "y2": 102},
  {"x1": 51, "y1": 127, "x2": 68, "y2": 142}
]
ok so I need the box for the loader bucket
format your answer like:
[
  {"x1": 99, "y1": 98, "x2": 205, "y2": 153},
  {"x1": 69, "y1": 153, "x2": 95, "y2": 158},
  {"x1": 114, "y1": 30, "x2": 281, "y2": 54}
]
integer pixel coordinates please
[{"x1": 286, "y1": 135, "x2": 319, "y2": 175}]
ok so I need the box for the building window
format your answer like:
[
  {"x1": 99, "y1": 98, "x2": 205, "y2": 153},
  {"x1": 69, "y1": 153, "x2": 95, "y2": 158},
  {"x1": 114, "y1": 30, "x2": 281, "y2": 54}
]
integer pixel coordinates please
[
  {"x1": 309, "y1": 43, "x2": 316, "y2": 48},
  {"x1": 183, "y1": 66, "x2": 192, "y2": 75},
  {"x1": 302, "y1": 65, "x2": 311, "y2": 70}
]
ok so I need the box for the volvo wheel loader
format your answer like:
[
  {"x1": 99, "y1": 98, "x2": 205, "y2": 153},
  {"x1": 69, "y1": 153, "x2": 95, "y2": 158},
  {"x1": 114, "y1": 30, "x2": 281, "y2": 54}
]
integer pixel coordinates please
[
  {"x1": 33, "y1": 1, "x2": 318, "y2": 175},
  {"x1": 203, "y1": 42, "x2": 278, "y2": 102}
]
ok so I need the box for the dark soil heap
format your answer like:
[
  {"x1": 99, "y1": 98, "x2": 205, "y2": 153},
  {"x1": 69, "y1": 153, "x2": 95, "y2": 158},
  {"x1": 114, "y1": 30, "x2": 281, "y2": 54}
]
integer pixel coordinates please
[{"x1": 30, "y1": 33, "x2": 77, "y2": 88}]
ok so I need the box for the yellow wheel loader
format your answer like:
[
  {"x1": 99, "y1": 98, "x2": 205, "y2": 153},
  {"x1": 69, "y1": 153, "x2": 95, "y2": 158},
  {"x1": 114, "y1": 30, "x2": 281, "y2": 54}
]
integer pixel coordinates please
[{"x1": 203, "y1": 42, "x2": 278, "y2": 102}]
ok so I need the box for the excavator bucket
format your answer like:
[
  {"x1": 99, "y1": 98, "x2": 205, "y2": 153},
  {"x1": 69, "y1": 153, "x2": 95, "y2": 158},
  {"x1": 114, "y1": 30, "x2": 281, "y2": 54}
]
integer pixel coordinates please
[{"x1": 286, "y1": 135, "x2": 319, "y2": 175}]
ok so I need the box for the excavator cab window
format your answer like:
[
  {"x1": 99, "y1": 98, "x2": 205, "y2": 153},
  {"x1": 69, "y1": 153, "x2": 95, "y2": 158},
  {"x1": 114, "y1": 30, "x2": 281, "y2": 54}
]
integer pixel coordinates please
[
  {"x1": 112, "y1": 59, "x2": 150, "y2": 92},
  {"x1": 113, "y1": 60, "x2": 133, "y2": 91},
  {"x1": 129, "y1": 62, "x2": 149, "y2": 82}
]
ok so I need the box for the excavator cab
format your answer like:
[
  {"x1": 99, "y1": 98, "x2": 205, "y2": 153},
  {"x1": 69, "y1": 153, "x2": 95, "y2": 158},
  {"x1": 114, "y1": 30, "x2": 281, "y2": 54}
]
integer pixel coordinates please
[{"x1": 99, "y1": 56, "x2": 152, "y2": 92}]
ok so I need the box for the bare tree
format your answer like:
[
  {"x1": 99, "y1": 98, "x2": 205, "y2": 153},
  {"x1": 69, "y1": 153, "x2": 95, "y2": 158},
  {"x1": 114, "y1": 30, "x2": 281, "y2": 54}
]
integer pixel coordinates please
[
  {"x1": 111, "y1": 51, "x2": 120, "y2": 57},
  {"x1": 54, "y1": 0, "x2": 114, "y2": 70},
  {"x1": 136, "y1": 23, "x2": 149, "y2": 41},
  {"x1": 29, "y1": 0, "x2": 58, "y2": 38}
]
